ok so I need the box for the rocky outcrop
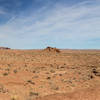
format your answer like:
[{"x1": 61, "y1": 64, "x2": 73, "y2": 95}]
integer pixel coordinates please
[{"x1": 44, "y1": 47, "x2": 60, "y2": 53}]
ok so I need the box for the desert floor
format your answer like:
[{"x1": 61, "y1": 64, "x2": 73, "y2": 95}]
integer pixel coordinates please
[{"x1": 0, "y1": 49, "x2": 100, "y2": 100}]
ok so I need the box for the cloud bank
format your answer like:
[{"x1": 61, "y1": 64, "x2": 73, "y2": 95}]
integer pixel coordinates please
[{"x1": 0, "y1": 0, "x2": 100, "y2": 49}]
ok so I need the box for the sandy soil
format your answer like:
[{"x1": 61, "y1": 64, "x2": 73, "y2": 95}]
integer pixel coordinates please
[{"x1": 0, "y1": 49, "x2": 100, "y2": 100}]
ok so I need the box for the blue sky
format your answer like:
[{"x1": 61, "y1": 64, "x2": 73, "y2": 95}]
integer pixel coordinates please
[{"x1": 0, "y1": 0, "x2": 100, "y2": 49}]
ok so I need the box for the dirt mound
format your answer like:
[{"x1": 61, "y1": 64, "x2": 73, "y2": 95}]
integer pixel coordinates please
[
  {"x1": 0, "y1": 47, "x2": 10, "y2": 50},
  {"x1": 43, "y1": 47, "x2": 60, "y2": 53}
]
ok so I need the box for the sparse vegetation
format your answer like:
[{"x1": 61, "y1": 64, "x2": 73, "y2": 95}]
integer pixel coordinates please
[
  {"x1": 3, "y1": 72, "x2": 9, "y2": 76},
  {"x1": 11, "y1": 95, "x2": 18, "y2": 100},
  {"x1": 0, "y1": 49, "x2": 100, "y2": 100},
  {"x1": 13, "y1": 69, "x2": 18, "y2": 73},
  {"x1": 29, "y1": 92, "x2": 39, "y2": 96}
]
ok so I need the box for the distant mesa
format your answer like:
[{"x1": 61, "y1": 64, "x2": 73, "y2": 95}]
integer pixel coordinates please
[
  {"x1": 0, "y1": 47, "x2": 11, "y2": 50},
  {"x1": 43, "y1": 46, "x2": 60, "y2": 53}
]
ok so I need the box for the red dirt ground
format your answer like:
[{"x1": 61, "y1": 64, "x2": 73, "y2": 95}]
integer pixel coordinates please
[{"x1": 0, "y1": 48, "x2": 100, "y2": 100}]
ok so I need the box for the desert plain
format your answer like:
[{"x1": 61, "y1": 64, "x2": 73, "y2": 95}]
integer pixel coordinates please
[{"x1": 0, "y1": 47, "x2": 100, "y2": 100}]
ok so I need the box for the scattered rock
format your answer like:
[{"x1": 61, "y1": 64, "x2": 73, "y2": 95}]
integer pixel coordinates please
[
  {"x1": 27, "y1": 80, "x2": 35, "y2": 85},
  {"x1": 92, "y1": 68, "x2": 100, "y2": 76},
  {"x1": 46, "y1": 77, "x2": 51, "y2": 80}
]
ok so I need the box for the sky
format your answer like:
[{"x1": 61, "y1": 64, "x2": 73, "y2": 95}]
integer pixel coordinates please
[{"x1": 0, "y1": 0, "x2": 100, "y2": 49}]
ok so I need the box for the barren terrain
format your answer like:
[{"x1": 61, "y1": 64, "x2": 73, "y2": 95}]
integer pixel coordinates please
[{"x1": 0, "y1": 48, "x2": 100, "y2": 100}]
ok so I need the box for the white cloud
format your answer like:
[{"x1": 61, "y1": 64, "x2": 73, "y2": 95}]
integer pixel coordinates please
[{"x1": 0, "y1": 0, "x2": 100, "y2": 48}]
